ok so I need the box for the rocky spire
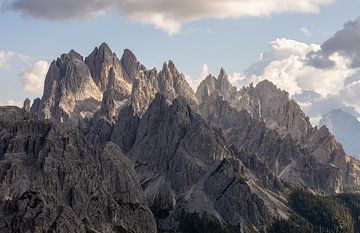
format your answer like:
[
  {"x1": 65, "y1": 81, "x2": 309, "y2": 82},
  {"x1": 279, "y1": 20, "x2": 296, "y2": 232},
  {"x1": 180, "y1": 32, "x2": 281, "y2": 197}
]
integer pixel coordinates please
[
  {"x1": 129, "y1": 60, "x2": 197, "y2": 114},
  {"x1": 22, "y1": 98, "x2": 31, "y2": 112},
  {"x1": 99, "y1": 89, "x2": 117, "y2": 121},
  {"x1": 36, "y1": 49, "x2": 102, "y2": 121},
  {"x1": 196, "y1": 67, "x2": 237, "y2": 104},
  {"x1": 85, "y1": 42, "x2": 132, "y2": 93},
  {"x1": 121, "y1": 49, "x2": 145, "y2": 80}
]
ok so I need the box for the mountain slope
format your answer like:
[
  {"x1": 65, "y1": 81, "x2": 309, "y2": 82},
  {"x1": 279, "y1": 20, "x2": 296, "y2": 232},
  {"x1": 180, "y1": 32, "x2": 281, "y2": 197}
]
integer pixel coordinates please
[
  {"x1": 197, "y1": 71, "x2": 360, "y2": 192},
  {"x1": 126, "y1": 94, "x2": 289, "y2": 232},
  {"x1": 0, "y1": 107, "x2": 157, "y2": 233},
  {"x1": 198, "y1": 93, "x2": 343, "y2": 194}
]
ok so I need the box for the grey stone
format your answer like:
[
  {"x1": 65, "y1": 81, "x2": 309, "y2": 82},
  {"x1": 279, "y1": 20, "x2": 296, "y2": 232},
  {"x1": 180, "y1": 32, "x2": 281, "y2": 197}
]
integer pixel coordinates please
[{"x1": 0, "y1": 106, "x2": 157, "y2": 233}]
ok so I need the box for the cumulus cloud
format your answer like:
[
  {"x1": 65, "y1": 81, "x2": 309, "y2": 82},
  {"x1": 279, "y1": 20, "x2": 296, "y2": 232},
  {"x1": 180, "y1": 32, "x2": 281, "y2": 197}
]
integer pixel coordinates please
[
  {"x1": 245, "y1": 38, "x2": 320, "y2": 76},
  {"x1": 0, "y1": 51, "x2": 14, "y2": 69},
  {"x1": 5, "y1": 0, "x2": 334, "y2": 34},
  {"x1": 20, "y1": 60, "x2": 49, "y2": 95},
  {"x1": 308, "y1": 17, "x2": 360, "y2": 68},
  {"x1": 228, "y1": 72, "x2": 246, "y2": 88}
]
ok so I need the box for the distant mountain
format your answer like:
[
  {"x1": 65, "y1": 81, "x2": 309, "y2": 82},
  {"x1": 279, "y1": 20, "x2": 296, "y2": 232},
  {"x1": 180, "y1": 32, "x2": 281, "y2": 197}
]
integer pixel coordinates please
[
  {"x1": 1, "y1": 43, "x2": 360, "y2": 233},
  {"x1": 319, "y1": 109, "x2": 360, "y2": 159}
]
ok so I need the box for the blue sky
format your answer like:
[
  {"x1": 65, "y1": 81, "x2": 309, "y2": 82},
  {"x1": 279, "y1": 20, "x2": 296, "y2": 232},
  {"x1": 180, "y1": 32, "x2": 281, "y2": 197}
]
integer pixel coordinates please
[{"x1": 1, "y1": 0, "x2": 360, "y2": 122}]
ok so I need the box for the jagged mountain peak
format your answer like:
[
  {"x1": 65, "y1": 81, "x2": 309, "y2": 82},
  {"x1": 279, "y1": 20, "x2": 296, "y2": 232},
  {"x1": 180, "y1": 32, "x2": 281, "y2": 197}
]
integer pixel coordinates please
[
  {"x1": 33, "y1": 48, "x2": 103, "y2": 121},
  {"x1": 98, "y1": 41, "x2": 112, "y2": 53},
  {"x1": 204, "y1": 73, "x2": 215, "y2": 81},
  {"x1": 122, "y1": 48, "x2": 137, "y2": 61},
  {"x1": 85, "y1": 42, "x2": 132, "y2": 92},
  {"x1": 218, "y1": 67, "x2": 228, "y2": 79},
  {"x1": 160, "y1": 60, "x2": 182, "y2": 78},
  {"x1": 121, "y1": 48, "x2": 146, "y2": 79},
  {"x1": 162, "y1": 59, "x2": 180, "y2": 76},
  {"x1": 66, "y1": 49, "x2": 83, "y2": 60},
  {"x1": 87, "y1": 42, "x2": 115, "y2": 63},
  {"x1": 196, "y1": 67, "x2": 237, "y2": 104},
  {"x1": 255, "y1": 79, "x2": 289, "y2": 99}
]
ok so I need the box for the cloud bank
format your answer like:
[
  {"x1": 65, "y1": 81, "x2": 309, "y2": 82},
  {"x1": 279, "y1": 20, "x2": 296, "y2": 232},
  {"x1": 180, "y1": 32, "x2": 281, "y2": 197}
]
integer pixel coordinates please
[{"x1": 5, "y1": 0, "x2": 334, "y2": 34}]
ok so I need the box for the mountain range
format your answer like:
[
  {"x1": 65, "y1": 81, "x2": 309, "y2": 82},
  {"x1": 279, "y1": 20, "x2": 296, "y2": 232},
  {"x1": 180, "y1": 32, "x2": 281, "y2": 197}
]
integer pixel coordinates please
[{"x1": 1, "y1": 43, "x2": 360, "y2": 233}]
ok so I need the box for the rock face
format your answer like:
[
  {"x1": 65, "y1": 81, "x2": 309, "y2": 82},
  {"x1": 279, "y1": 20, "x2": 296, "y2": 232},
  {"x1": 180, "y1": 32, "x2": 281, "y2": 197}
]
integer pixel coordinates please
[
  {"x1": 198, "y1": 94, "x2": 343, "y2": 194},
  {"x1": 22, "y1": 98, "x2": 31, "y2": 112},
  {"x1": 237, "y1": 80, "x2": 313, "y2": 141},
  {"x1": 197, "y1": 74, "x2": 360, "y2": 193},
  {"x1": 33, "y1": 50, "x2": 103, "y2": 121},
  {"x1": 130, "y1": 94, "x2": 230, "y2": 192},
  {"x1": 130, "y1": 61, "x2": 197, "y2": 114},
  {"x1": 0, "y1": 107, "x2": 157, "y2": 233},
  {"x1": 32, "y1": 43, "x2": 198, "y2": 123},
  {"x1": 197, "y1": 74, "x2": 312, "y2": 141},
  {"x1": 126, "y1": 94, "x2": 289, "y2": 232},
  {"x1": 85, "y1": 43, "x2": 132, "y2": 101},
  {"x1": 111, "y1": 104, "x2": 140, "y2": 154},
  {"x1": 196, "y1": 68, "x2": 237, "y2": 105},
  {"x1": 319, "y1": 109, "x2": 360, "y2": 160}
]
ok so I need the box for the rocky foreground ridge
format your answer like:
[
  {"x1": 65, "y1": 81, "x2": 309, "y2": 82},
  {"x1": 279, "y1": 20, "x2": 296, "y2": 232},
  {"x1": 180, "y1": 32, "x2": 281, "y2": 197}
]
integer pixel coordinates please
[{"x1": 1, "y1": 43, "x2": 360, "y2": 233}]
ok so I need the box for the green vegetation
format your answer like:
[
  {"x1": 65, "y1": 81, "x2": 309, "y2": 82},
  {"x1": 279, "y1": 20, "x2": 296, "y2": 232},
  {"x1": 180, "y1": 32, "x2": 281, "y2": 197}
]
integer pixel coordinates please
[
  {"x1": 337, "y1": 193, "x2": 360, "y2": 232},
  {"x1": 268, "y1": 190, "x2": 360, "y2": 233}
]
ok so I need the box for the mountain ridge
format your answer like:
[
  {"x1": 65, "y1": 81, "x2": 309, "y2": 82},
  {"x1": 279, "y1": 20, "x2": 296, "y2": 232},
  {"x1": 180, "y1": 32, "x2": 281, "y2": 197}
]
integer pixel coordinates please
[{"x1": 1, "y1": 42, "x2": 360, "y2": 232}]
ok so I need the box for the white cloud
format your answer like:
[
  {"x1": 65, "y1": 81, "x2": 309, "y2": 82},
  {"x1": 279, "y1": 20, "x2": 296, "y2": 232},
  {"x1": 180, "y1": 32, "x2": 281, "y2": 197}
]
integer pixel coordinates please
[
  {"x1": 0, "y1": 51, "x2": 14, "y2": 69},
  {"x1": 6, "y1": 0, "x2": 335, "y2": 35},
  {"x1": 245, "y1": 38, "x2": 320, "y2": 76},
  {"x1": 200, "y1": 64, "x2": 210, "y2": 80},
  {"x1": 20, "y1": 60, "x2": 49, "y2": 95},
  {"x1": 300, "y1": 27, "x2": 312, "y2": 36},
  {"x1": 228, "y1": 72, "x2": 246, "y2": 88}
]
